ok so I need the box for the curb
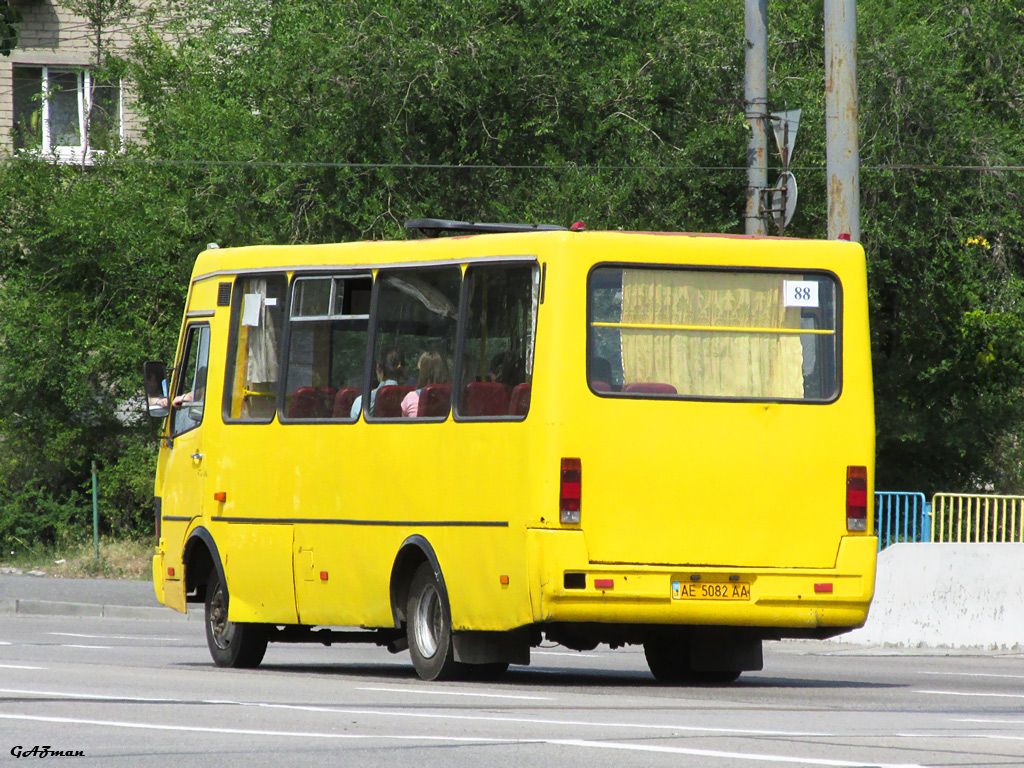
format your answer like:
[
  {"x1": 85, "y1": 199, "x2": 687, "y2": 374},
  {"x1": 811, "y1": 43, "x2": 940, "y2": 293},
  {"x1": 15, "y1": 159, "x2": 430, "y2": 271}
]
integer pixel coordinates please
[{"x1": 0, "y1": 599, "x2": 195, "y2": 621}]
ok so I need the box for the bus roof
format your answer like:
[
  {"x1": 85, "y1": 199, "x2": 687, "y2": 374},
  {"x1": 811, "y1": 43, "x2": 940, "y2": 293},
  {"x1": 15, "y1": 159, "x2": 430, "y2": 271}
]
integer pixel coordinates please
[{"x1": 189, "y1": 230, "x2": 864, "y2": 283}]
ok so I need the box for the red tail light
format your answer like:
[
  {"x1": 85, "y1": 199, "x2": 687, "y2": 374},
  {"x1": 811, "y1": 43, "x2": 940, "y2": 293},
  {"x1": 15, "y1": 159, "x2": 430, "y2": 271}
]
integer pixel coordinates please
[
  {"x1": 846, "y1": 465, "x2": 868, "y2": 531},
  {"x1": 560, "y1": 457, "x2": 582, "y2": 524}
]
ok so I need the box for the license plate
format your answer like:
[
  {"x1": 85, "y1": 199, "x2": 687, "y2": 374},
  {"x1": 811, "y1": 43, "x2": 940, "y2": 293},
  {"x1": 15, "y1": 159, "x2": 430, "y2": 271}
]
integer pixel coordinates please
[{"x1": 672, "y1": 581, "x2": 751, "y2": 600}]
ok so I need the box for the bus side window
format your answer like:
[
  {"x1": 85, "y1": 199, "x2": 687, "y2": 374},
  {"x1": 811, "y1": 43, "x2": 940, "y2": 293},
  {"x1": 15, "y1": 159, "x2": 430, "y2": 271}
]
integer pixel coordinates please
[
  {"x1": 368, "y1": 267, "x2": 460, "y2": 420},
  {"x1": 456, "y1": 262, "x2": 539, "y2": 419},
  {"x1": 223, "y1": 274, "x2": 287, "y2": 422},
  {"x1": 282, "y1": 274, "x2": 371, "y2": 421}
]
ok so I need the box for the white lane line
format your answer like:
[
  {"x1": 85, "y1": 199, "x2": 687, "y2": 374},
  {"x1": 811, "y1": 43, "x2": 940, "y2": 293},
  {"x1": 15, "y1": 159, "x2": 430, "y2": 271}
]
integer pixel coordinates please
[
  {"x1": 0, "y1": 688, "x2": 181, "y2": 703},
  {"x1": 897, "y1": 732, "x2": 1024, "y2": 743},
  {"x1": 357, "y1": 686, "x2": 552, "y2": 701},
  {"x1": 0, "y1": 641, "x2": 11, "y2": 646},
  {"x1": 62, "y1": 645, "x2": 112, "y2": 650},
  {"x1": 241, "y1": 701, "x2": 832, "y2": 737},
  {"x1": 953, "y1": 718, "x2": 1024, "y2": 725},
  {"x1": 919, "y1": 671, "x2": 1024, "y2": 681},
  {"x1": 553, "y1": 739, "x2": 929, "y2": 767},
  {"x1": 533, "y1": 651, "x2": 601, "y2": 659},
  {"x1": 0, "y1": 713, "x2": 925, "y2": 767},
  {"x1": 48, "y1": 633, "x2": 181, "y2": 642},
  {"x1": 916, "y1": 689, "x2": 1024, "y2": 700},
  {"x1": 0, "y1": 713, "x2": 513, "y2": 743},
  {"x1": 0, "y1": 664, "x2": 46, "y2": 670},
  {"x1": 0, "y1": 687, "x2": 831, "y2": 738}
]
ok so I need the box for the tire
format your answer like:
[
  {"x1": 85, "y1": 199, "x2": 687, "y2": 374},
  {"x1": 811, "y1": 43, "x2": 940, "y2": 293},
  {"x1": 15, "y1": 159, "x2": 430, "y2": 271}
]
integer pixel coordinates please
[
  {"x1": 406, "y1": 562, "x2": 464, "y2": 681},
  {"x1": 691, "y1": 669, "x2": 742, "y2": 684},
  {"x1": 644, "y1": 635, "x2": 691, "y2": 684},
  {"x1": 205, "y1": 567, "x2": 268, "y2": 668}
]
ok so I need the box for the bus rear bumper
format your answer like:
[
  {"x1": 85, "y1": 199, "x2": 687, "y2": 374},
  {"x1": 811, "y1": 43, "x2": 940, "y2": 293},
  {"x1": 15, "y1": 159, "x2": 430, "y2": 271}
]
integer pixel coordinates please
[{"x1": 526, "y1": 529, "x2": 877, "y2": 633}]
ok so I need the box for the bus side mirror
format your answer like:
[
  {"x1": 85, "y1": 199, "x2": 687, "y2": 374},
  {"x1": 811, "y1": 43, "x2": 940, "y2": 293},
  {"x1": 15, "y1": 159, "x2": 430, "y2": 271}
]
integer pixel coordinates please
[{"x1": 143, "y1": 360, "x2": 169, "y2": 419}]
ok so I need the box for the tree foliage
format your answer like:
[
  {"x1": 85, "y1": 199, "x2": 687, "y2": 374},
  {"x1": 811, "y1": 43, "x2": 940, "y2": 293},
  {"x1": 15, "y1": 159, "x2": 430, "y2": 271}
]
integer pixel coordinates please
[{"x1": 2, "y1": 0, "x2": 1024, "y2": 548}]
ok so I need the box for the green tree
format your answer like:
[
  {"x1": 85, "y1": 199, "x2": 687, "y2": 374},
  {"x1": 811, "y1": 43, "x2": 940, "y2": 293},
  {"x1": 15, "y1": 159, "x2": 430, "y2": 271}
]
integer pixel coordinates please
[
  {"x1": 4, "y1": 0, "x2": 1024, "y2": 551},
  {"x1": 0, "y1": 1, "x2": 20, "y2": 57}
]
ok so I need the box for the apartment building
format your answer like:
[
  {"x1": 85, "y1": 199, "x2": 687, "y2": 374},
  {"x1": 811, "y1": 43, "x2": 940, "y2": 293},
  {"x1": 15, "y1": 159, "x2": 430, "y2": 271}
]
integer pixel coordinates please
[{"x1": 0, "y1": 0, "x2": 144, "y2": 162}]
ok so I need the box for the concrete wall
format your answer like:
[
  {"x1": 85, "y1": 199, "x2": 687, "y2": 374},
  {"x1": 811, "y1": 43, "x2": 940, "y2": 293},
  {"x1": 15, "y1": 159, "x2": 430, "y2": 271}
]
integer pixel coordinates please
[{"x1": 833, "y1": 543, "x2": 1024, "y2": 649}]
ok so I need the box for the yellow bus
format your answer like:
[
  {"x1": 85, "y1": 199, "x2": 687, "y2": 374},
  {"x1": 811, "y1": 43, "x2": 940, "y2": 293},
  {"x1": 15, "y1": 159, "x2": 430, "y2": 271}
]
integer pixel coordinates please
[{"x1": 145, "y1": 219, "x2": 876, "y2": 683}]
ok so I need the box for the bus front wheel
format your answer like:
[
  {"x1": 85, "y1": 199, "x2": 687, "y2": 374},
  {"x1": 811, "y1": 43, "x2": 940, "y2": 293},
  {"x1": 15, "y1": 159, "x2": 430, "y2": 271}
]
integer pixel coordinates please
[
  {"x1": 205, "y1": 568, "x2": 268, "y2": 668},
  {"x1": 406, "y1": 562, "x2": 464, "y2": 681}
]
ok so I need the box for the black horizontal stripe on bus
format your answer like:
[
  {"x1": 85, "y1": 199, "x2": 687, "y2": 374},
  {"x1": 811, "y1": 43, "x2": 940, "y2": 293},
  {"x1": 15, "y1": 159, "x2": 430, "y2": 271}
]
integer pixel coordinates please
[
  {"x1": 210, "y1": 516, "x2": 509, "y2": 527},
  {"x1": 161, "y1": 516, "x2": 193, "y2": 522}
]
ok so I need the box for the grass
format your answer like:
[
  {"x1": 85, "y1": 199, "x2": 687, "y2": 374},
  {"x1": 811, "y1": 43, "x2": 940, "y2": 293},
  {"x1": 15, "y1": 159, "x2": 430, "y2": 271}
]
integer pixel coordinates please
[{"x1": 0, "y1": 536, "x2": 153, "y2": 580}]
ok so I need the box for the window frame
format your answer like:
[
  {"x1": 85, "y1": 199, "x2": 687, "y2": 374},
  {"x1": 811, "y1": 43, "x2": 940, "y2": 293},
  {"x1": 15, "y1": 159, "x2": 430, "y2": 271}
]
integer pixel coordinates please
[
  {"x1": 169, "y1": 323, "x2": 211, "y2": 438},
  {"x1": 586, "y1": 262, "x2": 843, "y2": 405},
  {"x1": 278, "y1": 271, "x2": 374, "y2": 424},
  {"x1": 362, "y1": 264, "x2": 463, "y2": 423},
  {"x1": 221, "y1": 271, "x2": 289, "y2": 425},
  {"x1": 11, "y1": 64, "x2": 123, "y2": 164},
  {"x1": 452, "y1": 258, "x2": 541, "y2": 423}
]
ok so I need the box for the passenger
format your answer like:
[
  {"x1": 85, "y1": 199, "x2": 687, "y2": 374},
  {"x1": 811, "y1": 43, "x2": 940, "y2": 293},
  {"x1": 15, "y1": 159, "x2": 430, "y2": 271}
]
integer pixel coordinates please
[
  {"x1": 351, "y1": 347, "x2": 405, "y2": 418},
  {"x1": 401, "y1": 352, "x2": 450, "y2": 417}
]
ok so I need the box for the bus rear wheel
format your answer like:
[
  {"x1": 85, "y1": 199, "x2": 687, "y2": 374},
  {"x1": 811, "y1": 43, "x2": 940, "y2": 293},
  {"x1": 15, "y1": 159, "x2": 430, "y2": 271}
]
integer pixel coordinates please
[
  {"x1": 644, "y1": 636, "x2": 692, "y2": 684},
  {"x1": 406, "y1": 562, "x2": 464, "y2": 681},
  {"x1": 205, "y1": 568, "x2": 268, "y2": 668},
  {"x1": 644, "y1": 636, "x2": 742, "y2": 685}
]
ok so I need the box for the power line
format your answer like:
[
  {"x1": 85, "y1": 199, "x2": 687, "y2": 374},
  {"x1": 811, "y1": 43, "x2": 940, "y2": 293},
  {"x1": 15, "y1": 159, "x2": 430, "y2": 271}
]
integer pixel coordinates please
[{"x1": 49, "y1": 157, "x2": 1024, "y2": 173}]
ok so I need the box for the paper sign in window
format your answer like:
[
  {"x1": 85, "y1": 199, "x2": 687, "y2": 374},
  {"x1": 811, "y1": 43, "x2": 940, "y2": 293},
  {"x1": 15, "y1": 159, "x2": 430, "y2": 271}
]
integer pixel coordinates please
[
  {"x1": 241, "y1": 293, "x2": 262, "y2": 326},
  {"x1": 783, "y1": 280, "x2": 819, "y2": 308}
]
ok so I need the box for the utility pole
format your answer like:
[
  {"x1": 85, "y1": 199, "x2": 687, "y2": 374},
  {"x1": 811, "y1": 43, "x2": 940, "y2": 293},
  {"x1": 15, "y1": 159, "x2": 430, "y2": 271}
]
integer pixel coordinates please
[
  {"x1": 824, "y1": 0, "x2": 860, "y2": 241},
  {"x1": 744, "y1": 0, "x2": 768, "y2": 236}
]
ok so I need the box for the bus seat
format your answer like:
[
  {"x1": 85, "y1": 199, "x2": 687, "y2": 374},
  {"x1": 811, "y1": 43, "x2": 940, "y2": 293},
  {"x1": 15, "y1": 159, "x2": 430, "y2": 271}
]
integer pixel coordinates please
[
  {"x1": 333, "y1": 387, "x2": 361, "y2": 418},
  {"x1": 374, "y1": 385, "x2": 413, "y2": 418},
  {"x1": 287, "y1": 387, "x2": 321, "y2": 419},
  {"x1": 623, "y1": 382, "x2": 678, "y2": 395},
  {"x1": 318, "y1": 387, "x2": 337, "y2": 416},
  {"x1": 463, "y1": 381, "x2": 510, "y2": 417},
  {"x1": 592, "y1": 380, "x2": 611, "y2": 392},
  {"x1": 417, "y1": 383, "x2": 452, "y2": 418},
  {"x1": 508, "y1": 382, "x2": 531, "y2": 416}
]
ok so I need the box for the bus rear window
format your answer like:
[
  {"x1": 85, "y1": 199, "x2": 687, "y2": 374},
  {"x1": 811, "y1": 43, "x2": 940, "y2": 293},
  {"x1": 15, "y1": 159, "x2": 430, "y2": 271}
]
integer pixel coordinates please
[{"x1": 588, "y1": 267, "x2": 839, "y2": 402}]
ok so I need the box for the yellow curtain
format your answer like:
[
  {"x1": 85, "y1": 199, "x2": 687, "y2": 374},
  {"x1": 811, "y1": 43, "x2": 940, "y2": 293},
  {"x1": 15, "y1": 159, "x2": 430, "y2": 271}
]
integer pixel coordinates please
[{"x1": 620, "y1": 270, "x2": 804, "y2": 398}]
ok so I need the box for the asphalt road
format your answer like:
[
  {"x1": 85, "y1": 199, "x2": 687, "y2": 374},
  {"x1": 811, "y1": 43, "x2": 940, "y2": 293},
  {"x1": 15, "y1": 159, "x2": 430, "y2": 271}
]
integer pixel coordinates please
[{"x1": 1, "y1": 600, "x2": 1022, "y2": 767}]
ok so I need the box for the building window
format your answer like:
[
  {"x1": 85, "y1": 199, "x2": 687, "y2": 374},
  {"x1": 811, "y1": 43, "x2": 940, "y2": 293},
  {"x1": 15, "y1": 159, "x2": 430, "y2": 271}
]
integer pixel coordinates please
[{"x1": 12, "y1": 65, "x2": 121, "y2": 162}]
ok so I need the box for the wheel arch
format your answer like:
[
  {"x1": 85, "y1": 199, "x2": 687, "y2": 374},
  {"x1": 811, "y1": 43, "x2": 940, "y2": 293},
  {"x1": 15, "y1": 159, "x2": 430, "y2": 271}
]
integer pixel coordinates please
[
  {"x1": 390, "y1": 534, "x2": 446, "y2": 628},
  {"x1": 184, "y1": 526, "x2": 224, "y2": 604}
]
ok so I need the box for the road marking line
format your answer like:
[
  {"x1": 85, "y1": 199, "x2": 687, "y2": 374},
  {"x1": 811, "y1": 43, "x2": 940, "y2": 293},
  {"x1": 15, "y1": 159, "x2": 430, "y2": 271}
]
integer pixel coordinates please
[
  {"x1": 953, "y1": 718, "x2": 1024, "y2": 725},
  {"x1": 0, "y1": 713, "x2": 512, "y2": 743},
  {"x1": 551, "y1": 739, "x2": 929, "y2": 767},
  {"x1": 0, "y1": 688, "x2": 182, "y2": 703},
  {"x1": 0, "y1": 664, "x2": 45, "y2": 670},
  {"x1": 241, "y1": 701, "x2": 831, "y2": 737},
  {"x1": 0, "y1": 713, "x2": 925, "y2": 766},
  {"x1": 533, "y1": 651, "x2": 601, "y2": 658},
  {"x1": 919, "y1": 671, "x2": 1024, "y2": 680},
  {"x1": 898, "y1": 732, "x2": 1024, "y2": 743},
  {"x1": 357, "y1": 686, "x2": 552, "y2": 701},
  {"x1": 48, "y1": 633, "x2": 181, "y2": 642},
  {"x1": 62, "y1": 645, "x2": 112, "y2": 650},
  {"x1": 0, "y1": 687, "x2": 831, "y2": 738},
  {"x1": 916, "y1": 689, "x2": 1024, "y2": 700}
]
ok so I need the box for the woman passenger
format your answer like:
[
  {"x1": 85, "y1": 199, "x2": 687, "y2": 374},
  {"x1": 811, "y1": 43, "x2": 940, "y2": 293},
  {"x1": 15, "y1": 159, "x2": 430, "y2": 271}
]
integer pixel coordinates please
[{"x1": 401, "y1": 352, "x2": 450, "y2": 417}]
